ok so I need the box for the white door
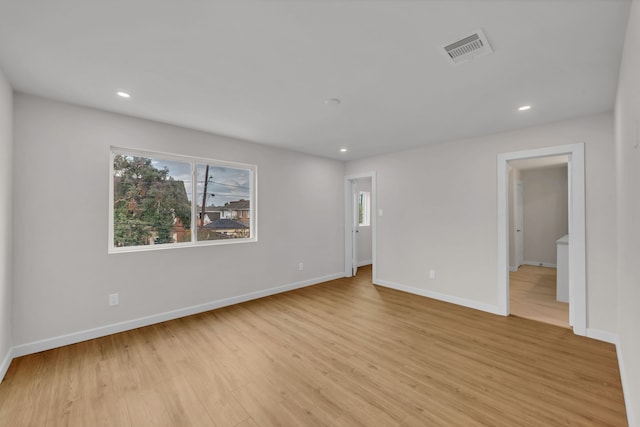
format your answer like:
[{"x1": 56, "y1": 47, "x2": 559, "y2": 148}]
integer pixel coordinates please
[
  {"x1": 351, "y1": 181, "x2": 359, "y2": 276},
  {"x1": 515, "y1": 180, "x2": 524, "y2": 269},
  {"x1": 567, "y1": 161, "x2": 574, "y2": 327}
]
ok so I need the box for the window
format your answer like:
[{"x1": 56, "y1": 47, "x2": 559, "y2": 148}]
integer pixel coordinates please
[
  {"x1": 110, "y1": 148, "x2": 256, "y2": 253},
  {"x1": 359, "y1": 191, "x2": 370, "y2": 227}
]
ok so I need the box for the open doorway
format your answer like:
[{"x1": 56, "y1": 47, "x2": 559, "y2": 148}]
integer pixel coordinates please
[
  {"x1": 497, "y1": 143, "x2": 586, "y2": 336},
  {"x1": 508, "y1": 156, "x2": 569, "y2": 328},
  {"x1": 344, "y1": 172, "x2": 376, "y2": 280}
]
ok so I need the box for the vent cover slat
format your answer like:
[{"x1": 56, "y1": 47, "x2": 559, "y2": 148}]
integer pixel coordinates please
[{"x1": 441, "y1": 29, "x2": 493, "y2": 64}]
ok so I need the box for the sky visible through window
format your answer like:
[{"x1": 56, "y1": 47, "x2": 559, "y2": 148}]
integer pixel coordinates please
[
  {"x1": 152, "y1": 160, "x2": 250, "y2": 206},
  {"x1": 112, "y1": 151, "x2": 255, "y2": 250},
  {"x1": 196, "y1": 164, "x2": 250, "y2": 207}
]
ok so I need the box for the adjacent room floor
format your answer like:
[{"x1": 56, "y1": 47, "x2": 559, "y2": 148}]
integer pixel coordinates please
[
  {"x1": 0, "y1": 265, "x2": 625, "y2": 426},
  {"x1": 509, "y1": 265, "x2": 570, "y2": 328}
]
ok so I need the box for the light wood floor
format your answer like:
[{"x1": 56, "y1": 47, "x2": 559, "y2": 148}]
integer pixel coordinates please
[
  {"x1": 510, "y1": 265, "x2": 570, "y2": 328},
  {"x1": 0, "y1": 265, "x2": 626, "y2": 426}
]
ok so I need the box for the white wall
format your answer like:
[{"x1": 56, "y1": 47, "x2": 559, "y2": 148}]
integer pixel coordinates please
[
  {"x1": 345, "y1": 113, "x2": 617, "y2": 333},
  {"x1": 615, "y1": 1, "x2": 640, "y2": 424},
  {"x1": 0, "y1": 68, "x2": 13, "y2": 378},
  {"x1": 521, "y1": 166, "x2": 568, "y2": 266},
  {"x1": 356, "y1": 178, "x2": 372, "y2": 266},
  {"x1": 12, "y1": 94, "x2": 345, "y2": 348}
]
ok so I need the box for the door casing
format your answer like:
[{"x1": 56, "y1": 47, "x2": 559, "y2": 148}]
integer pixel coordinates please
[
  {"x1": 497, "y1": 143, "x2": 586, "y2": 336},
  {"x1": 344, "y1": 172, "x2": 377, "y2": 279}
]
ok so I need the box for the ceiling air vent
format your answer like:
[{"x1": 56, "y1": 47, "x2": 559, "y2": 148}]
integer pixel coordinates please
[{"x1": 442, "y1": 29, "x2": 493, "y2": 64}]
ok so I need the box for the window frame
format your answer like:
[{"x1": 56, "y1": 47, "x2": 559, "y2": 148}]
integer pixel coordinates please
[{"x1": 109, "y1": 147, "x2": 257, "y2": 254}]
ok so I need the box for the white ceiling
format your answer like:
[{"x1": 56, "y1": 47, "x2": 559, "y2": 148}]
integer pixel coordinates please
[{"x1": 0, "y1": 0, "x2": 631, "y2": 160}]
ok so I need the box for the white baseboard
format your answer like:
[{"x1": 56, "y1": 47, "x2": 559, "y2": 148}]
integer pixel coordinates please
[
  {"x1": 585, "y1": 328, "x2": 618, "y2": 345},
  {"x1": 509, "y1": 266, "x2": 518, "y2": 272},
  {"x1": 375, "y1": 278, "x2": 503, "y2": 316},
  {"x1": 9, "y1": 272, "x2": 344, "y2": 361},
  {"x1": 522, "y1": 261, "x2": 557, "y2": 268},
  {"x1": 0, "y1": 347, "x2": 13, "y2": 383},
  {"x1": 357, "y1": 260, "x2": 372, "y2": 267},
  {"x1": 584, "y1": 331, "x2": 636, "y2": 426},
  {"x1": 616, "y1": 340, "x2": 637, "y2": 427}
]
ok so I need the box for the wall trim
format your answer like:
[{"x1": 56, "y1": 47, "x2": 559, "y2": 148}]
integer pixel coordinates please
[
  {"x1": 0, "y1": 347, "x2": 14, "y2": 383},
  {"x1": 616, "y1": 341, "x2": 637, "y2": 427},
  {"x1": 9, "y1": 272, "x2": 344, "y2": 361},
  {"x1": 582, "y1": 333, "x2": 634, "y2": 426},
  {"x1": 522, "y1": 261, "x2": 557, "y2": 268},
  {"x1": 357, "y1": 260, "x2": 372, "y2": 267},
  {"x1": 375, "y1": 278, "x2": 503, "y2": 316},
  {"x1": 585, "y1": 328, "x2": 618, "y2": 345}
]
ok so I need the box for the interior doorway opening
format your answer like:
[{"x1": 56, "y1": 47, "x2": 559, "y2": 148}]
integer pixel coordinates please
[
  {"x1": 344, "y1": 172, "x2": 377, "y2": 280},
  {"x1": 497, "y1": 143, "x2": 586, "y2": 336},
  {"x1": 507, "y1": 157, "x2": 569, "y2": 328}
]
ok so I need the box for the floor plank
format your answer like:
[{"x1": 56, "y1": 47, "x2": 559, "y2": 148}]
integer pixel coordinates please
[
  {"x1": 510, "y1": 265, "x2": 570, "y2": 328},
  {"x1": 0, "y1": 265, "x2": 627, "y2": 426}
]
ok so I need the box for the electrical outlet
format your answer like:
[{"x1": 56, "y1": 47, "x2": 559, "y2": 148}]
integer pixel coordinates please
[
  {"x1": 109, "y1": 293, "x2": 119, "y2": 306},
  {"x1": 429, "y1": 270, "x2": 436, "y2": 280},
  {"x1": 298, "y1": 262, "x2": 304, "y2": 271}
]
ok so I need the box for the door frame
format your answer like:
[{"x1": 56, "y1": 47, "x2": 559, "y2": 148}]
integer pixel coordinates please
[
  {"x1": 344, "y1": 172, "x2": 377, "y2": 280},
  {"x1": 497, "y1": 143, "x2": 586, "y2": 336}
]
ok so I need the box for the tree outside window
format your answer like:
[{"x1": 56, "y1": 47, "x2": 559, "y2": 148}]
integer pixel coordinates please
[{"x1": 110, "y1": 149, "x2": 256, "y2": 253}]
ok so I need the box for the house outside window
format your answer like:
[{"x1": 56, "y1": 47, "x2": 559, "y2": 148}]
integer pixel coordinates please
[{"x1": 110, "y1": 148, "x2": 256, "y2": 253}]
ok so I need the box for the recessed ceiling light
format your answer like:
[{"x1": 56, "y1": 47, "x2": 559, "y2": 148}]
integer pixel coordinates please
[
  {"x1": 325, "y1": 98, "x2": 341, "y2": 107},
  {"x1": 518, "y1": 105, "x2": 531, "y2": 111},
  {"x1": 340, "y1": 148, "x2": 348, "y2": 152},
  {"x1": 117, "y1": 91, "x2": 131, "y2": 98}
]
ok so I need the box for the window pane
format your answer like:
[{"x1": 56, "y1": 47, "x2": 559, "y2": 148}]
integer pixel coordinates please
[
  {"x1": 359, "y1": 191, "x2": 370, "y2": 226},
  {"x1": 110, "y1": 149, "x2": 257, "y2": 253},
  {"x1": 113, "y1": 154, "x2": 192, "y2": 248},
  {"x1": 196, "y1": 164, "x2": 252, "y2": 241}
]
